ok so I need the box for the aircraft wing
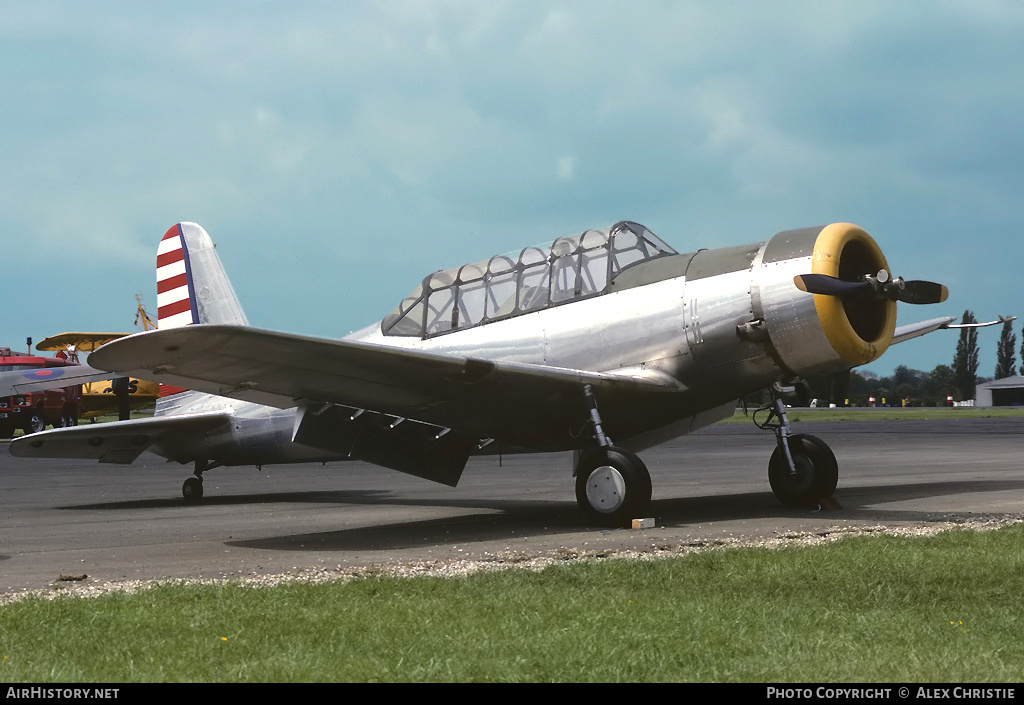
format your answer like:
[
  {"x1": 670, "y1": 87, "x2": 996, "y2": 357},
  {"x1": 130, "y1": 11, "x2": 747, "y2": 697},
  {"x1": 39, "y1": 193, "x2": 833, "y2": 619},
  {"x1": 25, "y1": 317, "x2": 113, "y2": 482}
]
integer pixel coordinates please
[
  {"x1": 35, "y1": 332, "x2": 129, "y2": 352},
  {"x1": 891, "y1": 317, "x2": 958, "y2": 345},
  {"x1": 88, "y1": 325, "x2": 684, "y2": 447},
  {"x1": 8, "y1": 411, "x2": 231, "y2": 464},
  {"x1": 892, "y1": 315, "x2": 1015, "y2": 345},
  {"x1": 0, "y1": 365, "x2": 119, "y2": 397}
]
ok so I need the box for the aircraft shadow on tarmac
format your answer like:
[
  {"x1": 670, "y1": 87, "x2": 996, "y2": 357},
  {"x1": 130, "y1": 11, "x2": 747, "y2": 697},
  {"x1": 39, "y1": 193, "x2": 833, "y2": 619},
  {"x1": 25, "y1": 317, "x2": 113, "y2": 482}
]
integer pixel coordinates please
[
  {"x1": 50, "y1": 476, "x2": 1024, "y2": 554},
  {"x1": 225, "y1": 501, "x2": 582, "y2": 552},
  {"x1": 58, "y1": 489, "x2": 395, "y2": 511},
  {"x1": 59, "y1": 475, "x2": 1024, "y2": 512},
  {"x1": 214, "y1": 477, "x2": 1024, "y2": 553}
]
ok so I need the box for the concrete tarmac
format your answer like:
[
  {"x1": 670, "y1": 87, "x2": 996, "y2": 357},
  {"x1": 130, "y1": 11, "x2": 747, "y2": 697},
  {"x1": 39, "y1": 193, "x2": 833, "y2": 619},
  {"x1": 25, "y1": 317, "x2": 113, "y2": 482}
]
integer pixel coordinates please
[{"x1": 1, "y1": 417, "x2": 1022, "y2": 596}]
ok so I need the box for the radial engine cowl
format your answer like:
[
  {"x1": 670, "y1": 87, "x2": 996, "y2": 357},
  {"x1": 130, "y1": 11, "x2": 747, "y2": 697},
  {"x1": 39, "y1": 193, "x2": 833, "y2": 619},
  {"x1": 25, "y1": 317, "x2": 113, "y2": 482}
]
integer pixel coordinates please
[{"x1": 759, "y1": 223, "x2": 898, "y2": 375}]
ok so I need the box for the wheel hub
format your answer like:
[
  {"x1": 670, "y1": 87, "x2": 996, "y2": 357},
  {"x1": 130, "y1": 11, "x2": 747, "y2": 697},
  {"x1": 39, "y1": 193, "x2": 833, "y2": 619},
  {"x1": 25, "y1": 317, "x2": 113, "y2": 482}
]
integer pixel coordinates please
[
  {"x1": 785, "y1": 454, "x2": 815, "y2": 493},
  {"x1": 585, "y1": 465, "x2": 626, "y2": 514}
]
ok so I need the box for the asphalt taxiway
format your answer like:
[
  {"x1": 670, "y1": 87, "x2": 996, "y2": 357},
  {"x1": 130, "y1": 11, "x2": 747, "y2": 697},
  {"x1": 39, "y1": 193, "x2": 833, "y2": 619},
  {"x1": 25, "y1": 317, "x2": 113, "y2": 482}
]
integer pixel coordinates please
[{"x1": 1, "y1": 417, "x2": 1022, "y2": 595}]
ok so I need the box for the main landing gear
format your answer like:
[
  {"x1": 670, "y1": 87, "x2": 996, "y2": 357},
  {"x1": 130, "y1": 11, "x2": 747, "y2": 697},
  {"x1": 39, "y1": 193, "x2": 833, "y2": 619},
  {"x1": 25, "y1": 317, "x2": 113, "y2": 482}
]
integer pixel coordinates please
[
  {"x1": 575, "y1": 446, "x2": 652, "y2": 526},
  {"x1": 755, "y1": 385, "x2": 838, "y2": 507},
  {"x1": 573, "y1": 385, "x2": 652, "y2": 527}
]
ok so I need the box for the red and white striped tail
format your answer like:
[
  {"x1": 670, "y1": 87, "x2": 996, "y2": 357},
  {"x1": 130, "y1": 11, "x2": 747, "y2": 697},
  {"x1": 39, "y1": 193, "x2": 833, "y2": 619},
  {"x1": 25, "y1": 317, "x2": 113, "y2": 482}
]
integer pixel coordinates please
[
  {"x1": 155, "y1": 222, "x2": 247, "y2": 330},
  {"x1": 154, "y1": 222, "x2": 248, "y2": 400},
  {"x1": 156, "y1": 224, "x2": 198, "y2": 329}
]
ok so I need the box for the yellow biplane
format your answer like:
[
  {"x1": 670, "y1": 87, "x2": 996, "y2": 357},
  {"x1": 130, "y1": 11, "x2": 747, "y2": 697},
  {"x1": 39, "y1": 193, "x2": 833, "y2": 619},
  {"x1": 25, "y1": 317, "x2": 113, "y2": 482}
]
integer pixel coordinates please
[{"x1": 35, "y1": 297, "x2": 159, "y2": 419}]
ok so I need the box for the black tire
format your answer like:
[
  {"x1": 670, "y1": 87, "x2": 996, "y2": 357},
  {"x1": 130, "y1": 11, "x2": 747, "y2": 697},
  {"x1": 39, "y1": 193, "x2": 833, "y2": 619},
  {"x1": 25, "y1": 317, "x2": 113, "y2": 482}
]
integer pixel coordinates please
[
  {"x1": 182, "y1": 476, "x2": 204, "y2": 502},
  {"x1": 575, "y1": 446, "x2": 652, "y2": 527},
  {"x1": 768, "y1": 434, "x2": 839, "y2": 506},
  {"x1": 0, "y1": 421, "x2": 14, "y2": 439},
  {"x1": 23, "y1": 409, "x2": 46, "y2": 434},
  {"x1": 57, "y1": 407, "x2": 77, "y2": 428}
]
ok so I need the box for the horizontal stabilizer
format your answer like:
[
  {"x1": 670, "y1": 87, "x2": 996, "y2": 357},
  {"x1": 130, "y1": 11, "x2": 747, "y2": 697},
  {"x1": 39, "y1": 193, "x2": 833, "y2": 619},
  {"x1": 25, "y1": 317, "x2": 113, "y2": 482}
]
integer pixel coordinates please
[{"x1": 9, "y1": 411, "x2": 230, "y2": 464}]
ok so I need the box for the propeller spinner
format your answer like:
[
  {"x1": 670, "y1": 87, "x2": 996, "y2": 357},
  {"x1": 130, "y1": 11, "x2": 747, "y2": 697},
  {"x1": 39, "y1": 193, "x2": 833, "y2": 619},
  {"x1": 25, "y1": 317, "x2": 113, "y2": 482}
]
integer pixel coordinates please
[{"x1": 794, "y1": 269, "x2": 948, "y2": 305}]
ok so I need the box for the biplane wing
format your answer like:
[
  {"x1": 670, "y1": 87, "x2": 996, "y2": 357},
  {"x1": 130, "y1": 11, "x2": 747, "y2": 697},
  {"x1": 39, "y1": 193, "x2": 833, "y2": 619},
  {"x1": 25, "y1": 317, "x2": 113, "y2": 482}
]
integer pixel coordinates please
[{"x1": 35, "y1": 332, "x2": 129, "y2": 353}]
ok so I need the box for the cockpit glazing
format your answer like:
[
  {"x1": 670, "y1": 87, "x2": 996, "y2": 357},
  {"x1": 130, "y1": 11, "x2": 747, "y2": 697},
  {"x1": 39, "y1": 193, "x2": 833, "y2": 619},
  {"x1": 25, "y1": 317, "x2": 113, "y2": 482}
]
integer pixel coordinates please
[{"x1": 382, "y1": 221, "x2": 675, "y2": 338}]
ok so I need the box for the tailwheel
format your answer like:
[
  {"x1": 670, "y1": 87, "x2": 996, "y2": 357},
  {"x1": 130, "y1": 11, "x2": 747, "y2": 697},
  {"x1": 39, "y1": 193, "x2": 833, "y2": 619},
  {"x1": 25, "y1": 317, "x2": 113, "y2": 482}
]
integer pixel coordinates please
[
  {"x1": 182, "y1": 476, "x2": 204, "y2": 502},
  {"x1": 768, "y1": 434, "x2": 838, "y2": 507},
  {"x1": 183, "y1": 458, "x2": 208, "y2": 503},
  {"x1": 182, "y1": 459, "x2": 218, "y2": 502},
  {"x1": 575, "y1": 446, "x2": 652, "y2": 527}
]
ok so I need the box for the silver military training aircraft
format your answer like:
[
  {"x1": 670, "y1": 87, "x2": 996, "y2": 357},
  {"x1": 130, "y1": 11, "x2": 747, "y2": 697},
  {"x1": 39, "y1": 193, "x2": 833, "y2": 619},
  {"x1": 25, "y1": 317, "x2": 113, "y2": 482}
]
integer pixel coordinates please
[{"x1": 11, "y1": 220, "x2": 972, "y2": 525}]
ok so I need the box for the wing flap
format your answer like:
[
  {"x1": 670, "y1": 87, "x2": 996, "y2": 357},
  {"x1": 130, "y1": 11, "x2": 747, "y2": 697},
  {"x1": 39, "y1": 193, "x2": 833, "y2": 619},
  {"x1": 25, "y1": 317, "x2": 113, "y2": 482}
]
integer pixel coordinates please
[{"x1": 9, "y1": 411, "x2": 231, "y2": 464}]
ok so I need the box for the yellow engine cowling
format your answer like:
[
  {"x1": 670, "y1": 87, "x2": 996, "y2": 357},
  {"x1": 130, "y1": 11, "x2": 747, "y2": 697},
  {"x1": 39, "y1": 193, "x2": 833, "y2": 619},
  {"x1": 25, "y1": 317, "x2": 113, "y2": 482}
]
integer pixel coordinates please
[{"x1": 758, "y1": 223, "x2": 898, "y2": 376}]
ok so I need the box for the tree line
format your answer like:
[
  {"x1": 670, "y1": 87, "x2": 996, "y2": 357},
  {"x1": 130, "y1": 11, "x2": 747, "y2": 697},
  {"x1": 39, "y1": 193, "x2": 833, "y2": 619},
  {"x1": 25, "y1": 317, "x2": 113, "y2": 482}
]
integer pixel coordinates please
[{"x1": 775, "y1": 311, "x2": 1016, "y2": 407}]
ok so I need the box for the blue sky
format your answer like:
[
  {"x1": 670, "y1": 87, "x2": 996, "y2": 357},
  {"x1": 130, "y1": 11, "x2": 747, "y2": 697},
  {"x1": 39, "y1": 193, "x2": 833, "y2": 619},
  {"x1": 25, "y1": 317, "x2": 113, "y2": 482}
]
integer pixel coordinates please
[{"x1": 2, "y1": 1, "x2": 1022, "y2": 379}]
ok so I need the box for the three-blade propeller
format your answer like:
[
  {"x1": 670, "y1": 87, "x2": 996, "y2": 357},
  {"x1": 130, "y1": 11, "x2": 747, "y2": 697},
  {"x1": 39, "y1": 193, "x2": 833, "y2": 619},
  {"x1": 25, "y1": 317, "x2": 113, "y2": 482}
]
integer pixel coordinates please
[{"x1": 793, "y1": 270, "x2": 948, "y2": 305}]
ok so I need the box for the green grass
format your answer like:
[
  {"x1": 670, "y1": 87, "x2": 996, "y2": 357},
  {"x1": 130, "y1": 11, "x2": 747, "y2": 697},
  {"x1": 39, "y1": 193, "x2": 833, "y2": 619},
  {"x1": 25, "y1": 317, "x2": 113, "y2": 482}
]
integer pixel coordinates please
[{"x1": 2, "y1": 524, "x2": 1023, "y2": 682}]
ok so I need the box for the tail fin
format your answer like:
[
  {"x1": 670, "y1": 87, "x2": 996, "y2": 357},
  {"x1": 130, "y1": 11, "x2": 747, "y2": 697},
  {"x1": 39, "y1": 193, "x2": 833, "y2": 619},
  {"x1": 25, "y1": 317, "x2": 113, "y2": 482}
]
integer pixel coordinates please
[
  {"x1": 156, "y1": 222, "x2": 248, "y2": 328},
  {"x1": 156, "y1": 222, "x2": 247, "y2": 402}
]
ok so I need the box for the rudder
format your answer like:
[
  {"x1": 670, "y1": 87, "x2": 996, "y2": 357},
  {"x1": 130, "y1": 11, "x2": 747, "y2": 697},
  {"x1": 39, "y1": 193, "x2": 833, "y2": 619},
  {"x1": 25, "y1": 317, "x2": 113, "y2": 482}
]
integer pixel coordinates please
[
  {"x1": 155, "y1": 222, "x2": 247, "y2": 402},
  {"x1": 156, "y1": 222, "x2": 248, "y2": 328}
]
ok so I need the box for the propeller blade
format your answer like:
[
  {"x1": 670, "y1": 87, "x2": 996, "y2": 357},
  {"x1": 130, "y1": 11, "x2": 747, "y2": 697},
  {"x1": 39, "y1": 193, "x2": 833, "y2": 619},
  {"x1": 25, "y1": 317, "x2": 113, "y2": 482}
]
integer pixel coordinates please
[
  {"x1": 896, "y1": 280, "x2": 949, "y2": 305},
  {"x1": 794, "y1": 273, "x2": 949, "y2": 305},
  {"x1": 793, "y1": 274, "x2": 873, "y2": 297}
]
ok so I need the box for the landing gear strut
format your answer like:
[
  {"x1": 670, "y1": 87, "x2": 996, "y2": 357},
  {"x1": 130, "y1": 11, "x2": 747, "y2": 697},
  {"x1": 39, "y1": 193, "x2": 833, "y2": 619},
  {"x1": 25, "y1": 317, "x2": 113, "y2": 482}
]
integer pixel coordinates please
[
  {"x1": 756, "y1": 384, "x2": 838, "y2": 507},
  {"x1": 574, "y1": 385, "x2": 652, "y2": 526}
]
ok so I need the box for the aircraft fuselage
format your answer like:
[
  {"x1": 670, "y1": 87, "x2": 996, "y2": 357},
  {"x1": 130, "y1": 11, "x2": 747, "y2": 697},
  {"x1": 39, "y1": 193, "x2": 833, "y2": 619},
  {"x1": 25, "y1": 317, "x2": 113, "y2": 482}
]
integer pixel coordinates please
[{"x1": 162, "y1": 223, "x2": 893, "y2": 467}]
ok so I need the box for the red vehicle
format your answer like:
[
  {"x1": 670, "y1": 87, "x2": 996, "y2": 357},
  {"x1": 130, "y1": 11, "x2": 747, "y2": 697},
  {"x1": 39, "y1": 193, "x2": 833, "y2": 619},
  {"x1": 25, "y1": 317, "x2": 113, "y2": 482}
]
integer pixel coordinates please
[{"x1": 0, "y1": 347, "x2": 83, "y2": 437}]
